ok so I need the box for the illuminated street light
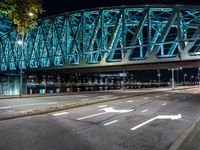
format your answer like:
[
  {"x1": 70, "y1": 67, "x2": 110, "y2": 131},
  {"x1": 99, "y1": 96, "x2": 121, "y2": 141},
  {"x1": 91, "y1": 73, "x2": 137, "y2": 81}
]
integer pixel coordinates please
[
  {"x1": 17, "y1": 40, "x2": 23, "y2": 45},
  {"x1": 184, "y1": 74, "x2": 187, "y2": 83},
  {"x1": 28, "y1": 12, "x2": 34, "y2": 17}
]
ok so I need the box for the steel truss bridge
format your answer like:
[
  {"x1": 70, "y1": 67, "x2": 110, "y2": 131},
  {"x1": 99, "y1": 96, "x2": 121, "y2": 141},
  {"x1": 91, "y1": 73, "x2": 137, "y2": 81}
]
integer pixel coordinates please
[{"x1": 1, "y1": 5, "x2": 200, "y2": 72}]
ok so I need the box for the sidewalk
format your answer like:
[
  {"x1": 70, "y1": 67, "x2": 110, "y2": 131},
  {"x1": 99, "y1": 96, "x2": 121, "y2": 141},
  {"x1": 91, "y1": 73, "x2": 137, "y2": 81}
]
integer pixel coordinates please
[
  {"x1": 178, "y1": 117, "x2": 200, "y2": 150},
  {"x1": 0, "y1": 86, "x2": 193, "y2": 100}
]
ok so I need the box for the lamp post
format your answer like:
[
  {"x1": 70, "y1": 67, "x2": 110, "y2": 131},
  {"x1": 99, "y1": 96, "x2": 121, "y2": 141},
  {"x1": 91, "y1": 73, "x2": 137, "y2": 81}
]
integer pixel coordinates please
[
  {"x1": 17, "y1": 39, "x2": 23, "y2": 96},
  {"x1": 184, "y1": 74, "x2": 187, "y2": 84},
  {"x1": 198, "y1": 68, "x2": 200, "y2": 85},
  {"x1": 157, "y1": 69, "x2": 161, "y2": 87},
  {"x1": 18, "y1": 12, "x2": 34, "y2": 96},
  {"x1": 176, "y1": 67, "x2": 182, "y2": 85}
]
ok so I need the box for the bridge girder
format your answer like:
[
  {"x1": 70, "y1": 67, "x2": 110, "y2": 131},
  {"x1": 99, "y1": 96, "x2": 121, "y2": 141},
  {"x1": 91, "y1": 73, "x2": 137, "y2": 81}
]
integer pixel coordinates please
[{"x1": 1, "y1": 5, "x2": 200, "y2": 72}]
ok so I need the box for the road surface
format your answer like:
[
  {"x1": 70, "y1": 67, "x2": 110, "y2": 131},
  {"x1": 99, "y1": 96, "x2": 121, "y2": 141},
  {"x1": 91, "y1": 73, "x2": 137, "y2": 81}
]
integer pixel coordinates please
[{"x1": 0, "y1": 88, "x2": 200, "y2": 150}]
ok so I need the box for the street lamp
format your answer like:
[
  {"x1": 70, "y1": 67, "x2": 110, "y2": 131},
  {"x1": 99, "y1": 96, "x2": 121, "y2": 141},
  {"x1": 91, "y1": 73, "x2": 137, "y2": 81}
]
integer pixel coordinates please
[
  {"x1": 184, "y1": 74, "x2": 187, "y2": 84},
  {"x1": 176, "y1": 67, "x2": 182, "y2": 84},
  {"x1": 17, "y1": 40, "x2": 23, "y2": 45},
  {"x1": 198, "y1": 68, "x2": 200, "y2": 85},
  {"x1": 157, "y1": 69, "x2": 161, "y2": 87},
  {"x1": 28, "y1": 12, "x2": 34, "y2": 17},
  {"x1": 17, "y1": 39, "x2": 24, "y2": 96},
  {"x1": 190, "y1": 76, "x2": 194, "y2": 83},
  {"x1": 18, "y1": 12, "x2": 34, "y2": 96}
]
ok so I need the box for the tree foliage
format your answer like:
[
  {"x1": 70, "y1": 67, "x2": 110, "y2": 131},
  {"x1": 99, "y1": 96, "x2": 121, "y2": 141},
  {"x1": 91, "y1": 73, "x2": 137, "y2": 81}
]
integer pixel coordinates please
[{"x1": 0, "y1": 0, "x2": 44, "y2": 35}]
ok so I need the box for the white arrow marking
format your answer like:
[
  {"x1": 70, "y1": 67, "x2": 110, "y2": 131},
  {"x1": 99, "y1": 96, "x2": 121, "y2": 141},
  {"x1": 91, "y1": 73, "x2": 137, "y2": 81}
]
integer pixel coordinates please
[
  {"x1": 100, "y1": 107, "x2": 134, "y2": 113},
  {"x1": 77, "y1": 107, "x2": 134, "y2": 120},
  {"x1": 131, "y1": 114, "x2": 182, "y2": 131}
]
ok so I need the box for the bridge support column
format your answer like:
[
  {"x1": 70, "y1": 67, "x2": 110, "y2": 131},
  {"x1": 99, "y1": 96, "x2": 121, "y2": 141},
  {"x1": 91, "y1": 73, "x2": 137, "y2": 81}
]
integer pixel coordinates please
[{"x1": 172, "y1": 68, "x2": 175, "y2": 90}]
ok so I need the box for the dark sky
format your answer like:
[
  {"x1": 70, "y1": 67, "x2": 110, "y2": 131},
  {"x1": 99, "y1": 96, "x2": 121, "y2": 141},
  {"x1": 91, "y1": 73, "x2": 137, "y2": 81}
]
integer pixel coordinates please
[{"x1": 42, "y1": 0, "x2": 200, "y2": 17}]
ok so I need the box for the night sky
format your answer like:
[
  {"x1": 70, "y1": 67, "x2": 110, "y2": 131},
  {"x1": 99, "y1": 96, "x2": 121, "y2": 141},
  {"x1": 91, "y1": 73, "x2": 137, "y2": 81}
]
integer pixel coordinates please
[{"x1": 42, "y1": 0, "x2": 200, "y2": 17}]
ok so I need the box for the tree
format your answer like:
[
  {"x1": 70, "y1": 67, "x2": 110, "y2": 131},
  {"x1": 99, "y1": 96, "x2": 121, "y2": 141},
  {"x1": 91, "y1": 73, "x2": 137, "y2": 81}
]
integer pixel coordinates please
[
  {"x1": 0, "y1": 0, "x2": 44, "y2": 96},
  {"x1": 0, "y1": 0, "x2": 44, "y2": 35}
]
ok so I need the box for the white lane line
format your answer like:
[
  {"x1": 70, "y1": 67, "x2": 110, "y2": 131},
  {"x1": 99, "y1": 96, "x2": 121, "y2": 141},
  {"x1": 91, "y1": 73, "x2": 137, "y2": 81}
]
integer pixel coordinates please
[
  {"x1": 175, "y1": 100, "x2": 178, "y2": 102},
  {"x1": 164, "y1": 94, "x2": 169, "y2": 96},
  {"x1": 98, "y1": 105, "x2": 107, "y2": 108},
  {"x1": 127, "y1": 100, "x2": 133, "y2": 103},
  {"x1": 141, "y1": 109, "x2": 149, "y2": 113},
  {"x1": 104, "y1": 120, "x2": 118, "y2": 126},
  {"x1": 52, "y1": 112, "x2": 69, "y2": 116},
  {"x1": 156, "y1": 95, "x2": 160, "y2": 98},
  {"x1": 77, "y1": 112, "x2": 107, "y2": 120},
  {"x1": 0, "y1": 106, "x2": 12, "y2": 110},
  {"x1": 144, "y1": 97, "x2": 149, "y2": 100},
  {"x1": 162, "y1": 103, "x2": 167, "y2": 106}
]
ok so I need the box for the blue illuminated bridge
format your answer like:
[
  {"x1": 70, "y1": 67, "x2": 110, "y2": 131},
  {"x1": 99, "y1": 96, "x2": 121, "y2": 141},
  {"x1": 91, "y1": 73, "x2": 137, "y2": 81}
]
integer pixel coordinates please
[{"x1": 1, "y1": 5, "x2": 200, "y2": 73}]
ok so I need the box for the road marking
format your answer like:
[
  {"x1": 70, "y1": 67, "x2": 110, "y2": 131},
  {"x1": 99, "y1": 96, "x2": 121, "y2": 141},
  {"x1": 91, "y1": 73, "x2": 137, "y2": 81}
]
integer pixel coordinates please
[
  {"x1": 162, "y1": 103, "x2": 167, "y2": 106},
  {"x1": 104, "y1": 120, "x2": 118, "y2": 126},
  {"x1": 0, "y1": 106, "x2": 12, "y2": 110},
  {"x1": 164, "y1": 94, "x2": 169, "y2": 96},
  {"x1": 131, "y1": 114, "x2": 182, "y2": 131},
  {"x1": 52, "y1": 112, "x2": 69, "y2": 116},
  {"x1": 77, "y1": 112, "x2": 107, "y2": 120},
  {"x1": 175, "y1": 100, "x2": 178, "y2": 102},
  {"x1": 144, "y1": 97, "x2": 149, "y2": 100},
  {"x1": 100, "y1": 107, "x2": 134, "y2": 113},
  {"x1": 127, "y1": 100, "x2": 133, "y2": 103},
  {"x1": 141, "y1": 109, "x2": 149, "y2": 113},
  {"x1": 47, "y1": 102, "x2": 58, "y2": 105},
  {"x1": 98, "y1": 105, "x2": 107, "y2": 108},
  {"x1": 81, "y1": 99, "x2": 88, "y2": 101},
  {"x1": 74, "y1": 95, "x2": 88, "y2": 97},
  {"x1": 77, "y1": 107, "x2": 134, "y2": 120},
  {"x1": 156, "y1": 95, "x2": 160, "y2": 98}
]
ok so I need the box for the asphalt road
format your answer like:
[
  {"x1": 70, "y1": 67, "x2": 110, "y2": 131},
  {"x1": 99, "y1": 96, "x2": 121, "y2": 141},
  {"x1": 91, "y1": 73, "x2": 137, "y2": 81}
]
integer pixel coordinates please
[{"x1": 0, "y1": 88, "x2": 200, "y2": 150}]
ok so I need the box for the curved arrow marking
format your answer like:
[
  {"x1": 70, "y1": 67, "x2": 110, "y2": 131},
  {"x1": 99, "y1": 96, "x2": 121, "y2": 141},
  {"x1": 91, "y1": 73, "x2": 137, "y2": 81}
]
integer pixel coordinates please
[{"x1": 131, "y1": 114, "x2": 182, "y2": 131}]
